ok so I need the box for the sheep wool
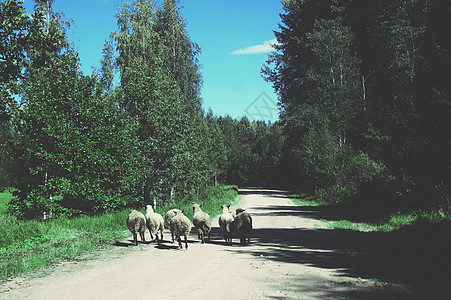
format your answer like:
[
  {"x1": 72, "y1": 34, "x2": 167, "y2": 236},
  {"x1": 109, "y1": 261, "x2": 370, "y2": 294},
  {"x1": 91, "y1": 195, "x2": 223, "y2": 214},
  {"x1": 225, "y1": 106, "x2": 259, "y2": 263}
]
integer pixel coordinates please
[
  {"x1": 234, "y1": 208, "x2": 252, "y2": 245},
  {"x1": 192, "y1": 204, "x2": 211, "y2": 244},
  {"x1": 165, "y1": 208, "x2": 182, "y2": 242},
  {"x1": 145, "y1": 205, "x2": 164, "y2": 245},
  {"x1": 218, "y1": 204, "x2": 234, "y2": 245},
  {"x1": 126, "y1": 210, "x2": 146, "y2": 246},
  {"x1": 169, "y1": 210, "x2": 192, "y2": 250}
]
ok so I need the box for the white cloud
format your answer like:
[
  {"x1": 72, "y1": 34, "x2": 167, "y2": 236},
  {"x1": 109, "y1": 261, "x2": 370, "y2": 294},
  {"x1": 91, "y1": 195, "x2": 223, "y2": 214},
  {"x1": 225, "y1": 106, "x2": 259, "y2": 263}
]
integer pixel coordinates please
[{"x1": 231, "y1": 39, "x2": 279, "y2": 55}]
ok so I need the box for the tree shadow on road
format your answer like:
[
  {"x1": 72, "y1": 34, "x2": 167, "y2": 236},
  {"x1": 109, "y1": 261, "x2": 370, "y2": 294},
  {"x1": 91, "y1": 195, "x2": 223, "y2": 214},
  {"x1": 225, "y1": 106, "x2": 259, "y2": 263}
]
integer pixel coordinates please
[
  {"x1": 226, "y1": 205, "x2": 451, "y2": 299},
  {"x1": 238, "y1": 187, "x2": 288, "y2": 199}
]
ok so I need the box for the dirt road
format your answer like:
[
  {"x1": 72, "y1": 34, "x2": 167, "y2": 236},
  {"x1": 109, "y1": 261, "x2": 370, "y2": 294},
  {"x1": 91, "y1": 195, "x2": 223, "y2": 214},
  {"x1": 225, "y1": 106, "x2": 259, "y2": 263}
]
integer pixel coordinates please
[{"x1": 1, "y1": 188, "x2": 407, "y2": 299}]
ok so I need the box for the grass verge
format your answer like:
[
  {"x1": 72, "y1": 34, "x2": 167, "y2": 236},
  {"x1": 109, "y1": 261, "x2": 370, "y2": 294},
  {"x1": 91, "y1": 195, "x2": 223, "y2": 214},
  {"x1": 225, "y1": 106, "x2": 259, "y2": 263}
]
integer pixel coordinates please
[
  {"x1": 0, "y1": 191, "x2": 13, "y2": 214},
  {"x1": 288, "y1": 192, "x2": 451, "y2": 231},
  {"x1": 289, "y1": 192, "x2": 451, "y2": 298},
  {"x1": 0, "y1": 185, "x2": 238, "y2": 280}
]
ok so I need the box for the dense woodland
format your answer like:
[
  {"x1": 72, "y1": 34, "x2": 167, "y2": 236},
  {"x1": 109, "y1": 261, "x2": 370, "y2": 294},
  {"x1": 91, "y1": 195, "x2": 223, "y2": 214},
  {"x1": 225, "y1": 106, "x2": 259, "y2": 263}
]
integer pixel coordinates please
[
  {"x1": 263, "y1": 0, "x2": 451, "y2": 216},
  {"x1": 1, "y1": 0, "x2": 450, "y2": 220}
]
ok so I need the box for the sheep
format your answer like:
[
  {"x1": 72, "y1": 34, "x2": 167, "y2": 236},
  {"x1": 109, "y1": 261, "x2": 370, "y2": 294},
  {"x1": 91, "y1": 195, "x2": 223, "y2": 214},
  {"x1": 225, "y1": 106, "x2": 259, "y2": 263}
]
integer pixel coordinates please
[
  {"x1": 165, "y1": 208, "x2": 182, "y2": 243},
  {"x1": 218, "y1": 204, "x2": 234, "y2": 245},
  {"x1": 145, "y1": 205, "x2": 164, "y2": 245},
  {"x1": 126, "y1": 210, "x2": 146, "y2": 246},
  {"x1": 234, "y1": 208, "x2": 252, "y2": 245},
  {"x1": 169, "y1": 210, "x2": 192, "y2": 250},
  {"x1": 192, "y1": 204, "x2": 211, "y2": 244}
]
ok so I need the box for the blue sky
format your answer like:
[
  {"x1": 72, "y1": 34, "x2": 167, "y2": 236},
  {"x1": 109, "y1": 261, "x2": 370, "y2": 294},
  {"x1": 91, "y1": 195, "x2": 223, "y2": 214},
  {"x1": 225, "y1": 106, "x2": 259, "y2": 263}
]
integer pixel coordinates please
[{"x1": 22, "y1": 0, "x2": 284, "y2": 122}]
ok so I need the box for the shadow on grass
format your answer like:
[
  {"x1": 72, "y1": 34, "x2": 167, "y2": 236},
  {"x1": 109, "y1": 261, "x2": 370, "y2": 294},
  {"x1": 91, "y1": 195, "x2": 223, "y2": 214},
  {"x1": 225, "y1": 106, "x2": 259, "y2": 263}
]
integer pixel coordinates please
[
  {"x1": 226, "y1": 204, "x2": 451, "y2": 299},
  {"x1": 113, "y1": 241, "x2": 132, "y2": 247}
]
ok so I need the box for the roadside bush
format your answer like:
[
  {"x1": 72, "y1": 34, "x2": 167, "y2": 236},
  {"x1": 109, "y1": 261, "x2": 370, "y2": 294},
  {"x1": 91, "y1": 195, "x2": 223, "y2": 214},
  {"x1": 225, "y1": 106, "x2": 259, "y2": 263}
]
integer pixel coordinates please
[{"x1": 303, "y1": 127, "x2": 390, "y2": 205}]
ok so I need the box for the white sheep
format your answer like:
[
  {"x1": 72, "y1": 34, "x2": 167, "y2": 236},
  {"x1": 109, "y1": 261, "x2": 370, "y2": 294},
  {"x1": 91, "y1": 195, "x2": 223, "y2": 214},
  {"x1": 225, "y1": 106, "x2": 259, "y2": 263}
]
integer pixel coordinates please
[
  {"x1": 169, "y1": 210, "x2": 192, "y2": 250},
  {"x1": 218, "y1": 204, "x2": 234, "y2": 245},
  {"x1": 234, "y1": 208, "x2": 252, "y2": 245},
  {"x1": 145, "y1": 205, "x2": 164, "y2": 245},
  {"x1": 192, "y1": 204, "x2": 211, "y2": 244},
  {"x1": 165, "y1": 208, "x2": 182, "y2": 243},
  {"x1": 126, "y1": 210, "x2": 146, "y2": 246}
]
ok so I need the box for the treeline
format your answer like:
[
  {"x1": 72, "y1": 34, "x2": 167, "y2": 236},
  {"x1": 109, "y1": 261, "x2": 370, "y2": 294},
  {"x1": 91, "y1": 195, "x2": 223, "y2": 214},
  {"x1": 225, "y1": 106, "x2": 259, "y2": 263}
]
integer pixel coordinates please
[
  {"x1": 213, "y1": 114, "x2": 284, "y2": 187},
  {"x1": 263, "y1": 0, "x2": 451, "y2": 215},
  {"x1": 0, "y1": 0, "x2": 278, "y2": 219},
  {"x1": 3, "y1": 0, "x2": 450, "y2": 220}
]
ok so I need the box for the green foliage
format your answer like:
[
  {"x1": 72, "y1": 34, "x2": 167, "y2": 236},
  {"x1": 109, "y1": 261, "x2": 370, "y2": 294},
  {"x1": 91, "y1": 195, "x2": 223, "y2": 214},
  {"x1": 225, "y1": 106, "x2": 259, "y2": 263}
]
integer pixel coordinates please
[
  {"x1": 1, "y1": 0, "x2": 240, "y2": 218},
  {"x1": 113, "y1": 0, "x2": 209, "y2": 207},
  {"x1": 264, "y1": 0, "x2": 451, "y2": 211},
  {"x1": 216, "y1": 116, "x2": 284, "y2": 186},
  {"x1": 0, "y1": 209, "x2": 130, "y2": 279},
  {"x1": 155, "y1": 184, "x2": 238, "y2": 223},
  {"x1": 0, "y1": 0, "x2": 29, "y2": 121},
  {"x1": 0, "y1": 191, "x2": 12, "y2": 214},
  {"x1": 4, "y1": 1, "x2": 139, "y2": 219},
  {"x1": 155, "y1": 0, "x2": 203, "y2": 115},
  {"x1": 99, "y1": 37, "x2": 116, "y2": 93},
  {"x1": 0, "y1": 0, "x2": 30, "y2": 189},
  {"x1": 11, "y1": 47, "x2": 139, "y2": 217}
]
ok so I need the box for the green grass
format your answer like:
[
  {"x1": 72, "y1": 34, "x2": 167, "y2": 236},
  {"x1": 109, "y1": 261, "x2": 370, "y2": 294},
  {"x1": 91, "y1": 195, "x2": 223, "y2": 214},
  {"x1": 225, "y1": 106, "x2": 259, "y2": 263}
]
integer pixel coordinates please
[
  {"x1": 288, "y1": 193, "x2": 323, "y2": 207},
  {"x1": 0, "y1": 191, "x2": 13, "y2": 214},
  {"x1": 289, "y1": 192, "x2": 451, "y2": 232},
  {"x1": 0, "y1": 210, "x2": 131, "y2": 279},
  {"x1": 0, "y1": 184, "x2": 238, "y2": 280},
  {"x1": 319, "y1": 219, "x2": 380, "y2": 231}
]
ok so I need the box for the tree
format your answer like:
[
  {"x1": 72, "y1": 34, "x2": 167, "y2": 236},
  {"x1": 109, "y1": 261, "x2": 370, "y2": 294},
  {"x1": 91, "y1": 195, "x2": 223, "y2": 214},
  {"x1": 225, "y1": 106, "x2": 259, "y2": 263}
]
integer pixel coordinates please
[
  {"x1": 263, "y1": 0, "x2": 391, "y2": 204},
  {"x1": 9, "y1": 1, "x2": 139, "y2": 218},
  {"x1": 264, "y1": 0, "x2": 450, "y2": 211},
  {"x1": 0, "y1": 0, "x2": 29, "y2": 123},
  {"x1": 155, "y1": 0, "x2": 203, "y2": 115},
  {"x1": 114, "y1": 0, "x2": 204, "y2": 206},
  {"x1": 99, "y1": 36, "x2": 116, "y2": 94},
  {"x1": 0, "y1": 0, "x2": 30, "y2": 189},
  {"x1": 203, "y1": 109, "x2": 228, "y2": 185}
]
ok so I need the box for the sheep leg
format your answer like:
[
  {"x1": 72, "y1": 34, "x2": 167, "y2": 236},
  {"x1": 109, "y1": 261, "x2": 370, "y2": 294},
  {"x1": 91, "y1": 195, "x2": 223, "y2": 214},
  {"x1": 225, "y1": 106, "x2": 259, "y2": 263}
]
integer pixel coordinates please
[
  {"x1": 160, "y1": 230, "x2": 163, "y2": 242},
  {"x1": 199, "y1": 229, "x2": 204, "y2": 244},
  {"x1": 156, "y1": 234, "x2": 160, "y2": 246},
  {"x1": 184, "y1": 234, "x2": 188, "y2": 250},
  {"x1": 177, "y1": 235, "x2": 182, "y2": 249},
  {"x1": 140, "y1": 231, "x2": 145, "y2": 244},
  {"x1": 132, "y1": 232, "x2": 138, "y2": 246}
]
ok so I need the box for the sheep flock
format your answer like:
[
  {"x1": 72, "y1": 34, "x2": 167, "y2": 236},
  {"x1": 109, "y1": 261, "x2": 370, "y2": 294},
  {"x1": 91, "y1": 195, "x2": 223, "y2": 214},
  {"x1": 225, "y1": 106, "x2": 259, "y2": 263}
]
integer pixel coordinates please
[{"x1": 125, "y1": 204, "x2": 252, "y2": 250}]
